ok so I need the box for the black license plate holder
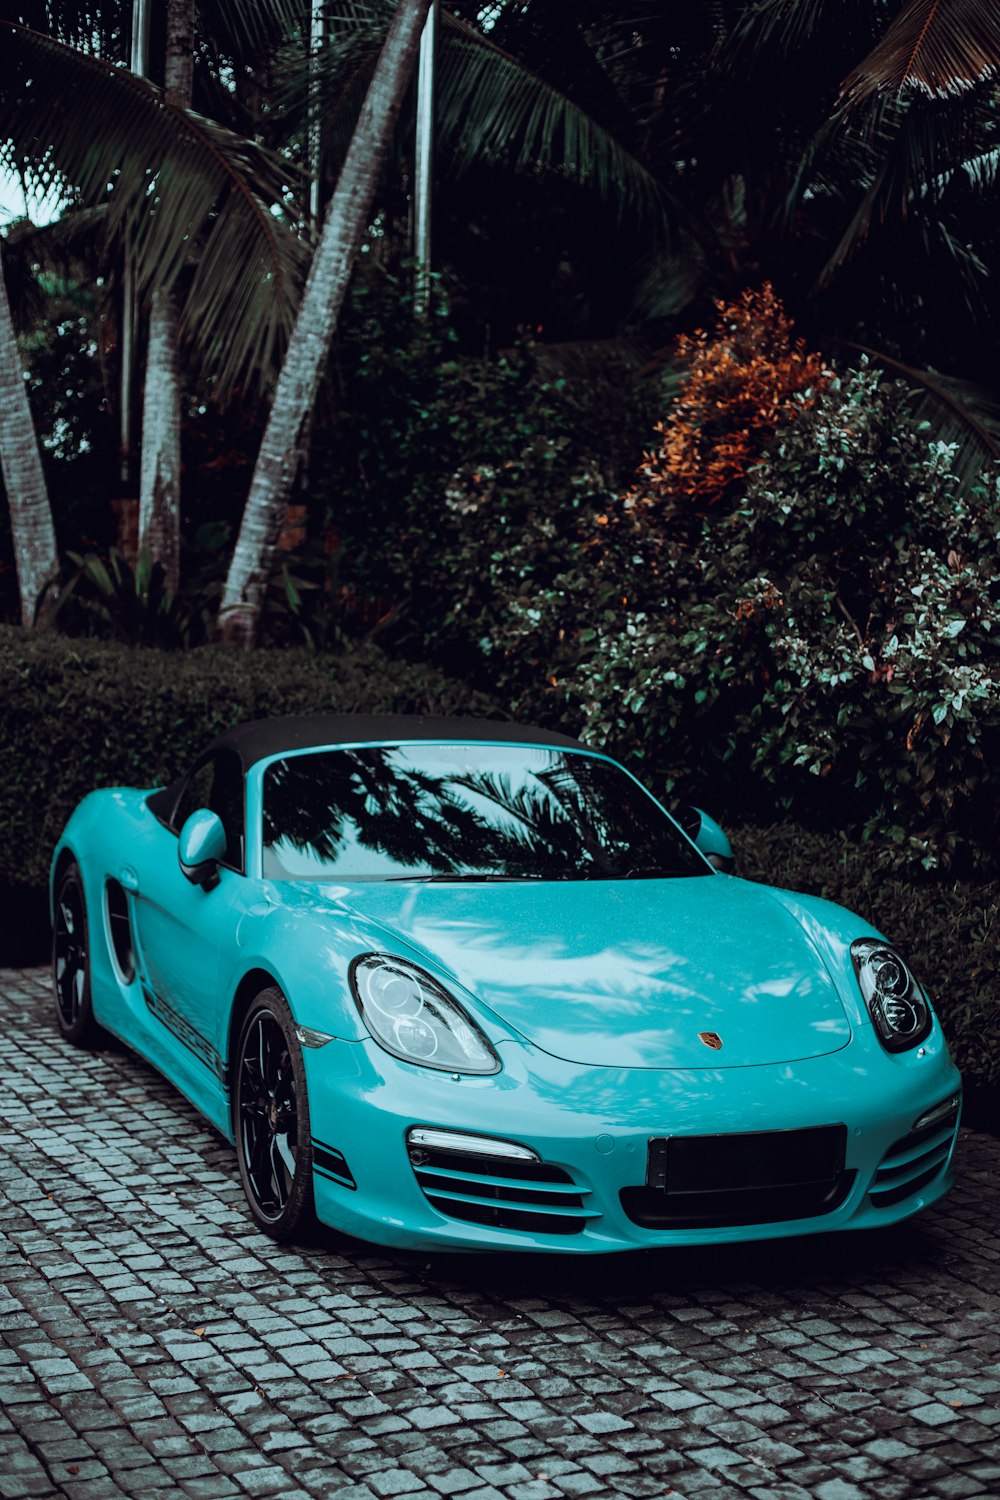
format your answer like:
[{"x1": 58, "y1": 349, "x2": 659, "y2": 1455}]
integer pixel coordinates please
[{"x1": 647, "y1": 1124, "x2": 846, "y2": 1196}]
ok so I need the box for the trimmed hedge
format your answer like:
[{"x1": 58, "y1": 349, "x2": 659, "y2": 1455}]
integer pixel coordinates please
[
  {"x1": 0, "y1": 626, "x2": 496, "y2": 892},
  {"x1": 2, "y1": 627, "x2": 996, "y2": 1118}
]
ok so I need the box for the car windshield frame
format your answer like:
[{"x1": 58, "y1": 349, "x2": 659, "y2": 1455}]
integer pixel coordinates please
[{"x1": 254, "y1": 740, "x2": 711, "y2": 884}]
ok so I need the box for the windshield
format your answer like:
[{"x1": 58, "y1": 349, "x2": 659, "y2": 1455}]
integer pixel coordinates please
[{"x1": 261, "y1": 743, "x2": 709, "y2": 882}]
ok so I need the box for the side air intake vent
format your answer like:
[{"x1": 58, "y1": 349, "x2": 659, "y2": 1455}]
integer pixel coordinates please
[{"x1": 105, "y1": 879, "x2": 135, "y2": 983}]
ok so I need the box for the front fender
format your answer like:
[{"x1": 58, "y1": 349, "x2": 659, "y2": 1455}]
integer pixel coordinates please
[
  {"x1": 223, "y1": 897, "x2": 383, "y2": 1043},
  {"x1": 759, "y1": 884, "x2": 939, "y2": 1039}
]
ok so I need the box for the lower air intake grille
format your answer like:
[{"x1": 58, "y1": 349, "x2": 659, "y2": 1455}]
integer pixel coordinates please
[
  {"x1": 622, "y1": 1124, "x2": 853, "y2": 1230},
  {"x1": 408, "y1": 1143, "x2": 593, "y2": 1236},
  {"x1": 870, "y1": 1116, "x2": 958, "y2": 1209}
]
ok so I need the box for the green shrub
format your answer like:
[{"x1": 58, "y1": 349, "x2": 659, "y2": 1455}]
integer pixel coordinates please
[
  {"x1": 320, "y1": 271, "x2": 663, "y2": 674},
  {"x1": 0, "y1": 626, "x2": 496, "y2": 892},
  {"x1": 440, "y1": 361, "x2": 1000, "y2": 874}
]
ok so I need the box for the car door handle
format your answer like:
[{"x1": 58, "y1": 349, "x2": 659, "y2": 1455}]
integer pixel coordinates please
[{"x1": 119, "y1": 866, "x2": 139, "y2": 893}]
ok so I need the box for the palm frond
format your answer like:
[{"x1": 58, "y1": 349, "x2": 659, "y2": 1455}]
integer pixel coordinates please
[
  {"x1": 278, "y1": 3, "x2": 674, "y2": 235},
  {"x1": 627, "y1": 253, "x2": 711, "y2": 323},
  {"x1": 727, "y1": 0, "x2": 859, "y2": 59},
  {"x1": 771, "y1": 112, "x2": 853, "y2": 235},
  {"x1": 841, "y1": 0, "x2": 1000, "y2": 102},
  {"x1": 183, "y1": 189, "x2": 305, "y2": 394},
  {"x1": 0, "y1": 22, "x2": 309, "y2": 396},
  {"x1": 272, "y1": 6, "x2": 383, "y2": 170},
  {"x1": 818, "y1": 89, "x2": 981, "y2": 281},
  {"x1": 435, "y1": 12, "x2": 672, "y2": 231},
  {"x1": 197, "y1": 0, "x2": 308, "y2": 61},
  {"x1": 930, "y1": 143, "x2": 1000, "y2": 193}
]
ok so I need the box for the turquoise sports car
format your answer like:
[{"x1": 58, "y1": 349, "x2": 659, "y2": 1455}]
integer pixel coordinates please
[{"x1": 50, "y1": 714, "x2": 961, "y2": 1253}]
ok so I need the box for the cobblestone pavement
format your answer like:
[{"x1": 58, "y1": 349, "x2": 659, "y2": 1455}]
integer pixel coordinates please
[{"x1": 1, "y1": 968, "x2": 998, "y2": 1500}]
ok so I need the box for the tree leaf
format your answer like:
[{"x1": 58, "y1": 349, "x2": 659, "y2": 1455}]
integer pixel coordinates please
[
  {"x1": 841, "y1": 0, "x2": 1000, "y2": 102},
  {"x1": 0, "y1": 22, "x2": 309, "y2": 398}
]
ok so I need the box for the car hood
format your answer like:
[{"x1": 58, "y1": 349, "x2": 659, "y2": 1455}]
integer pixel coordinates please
[{"x1": 313, "y1": 875, "x2": 852, "y2": 1069}]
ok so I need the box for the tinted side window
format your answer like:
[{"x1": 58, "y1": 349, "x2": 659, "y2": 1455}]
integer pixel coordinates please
[
  {"x1": 212, "y1": 753, "x2": 245, "y2": 871},
  {"x1": 171, "y1": 752, "x2": 245, "y2": 871}
]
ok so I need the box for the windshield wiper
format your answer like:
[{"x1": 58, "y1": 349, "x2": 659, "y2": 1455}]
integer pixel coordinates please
[
  {"x1": 385, "y1": 872, "x2": 543, "y2": 883},
  {"x1": 385, "y1": 867, "x2": 694, "y2": 883},
  {"x1": 541, "y1": 865, "x2": 695, "y2": 880}
]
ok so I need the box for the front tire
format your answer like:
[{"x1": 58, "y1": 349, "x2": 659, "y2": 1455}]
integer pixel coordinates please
[
  {"x1": 233, "y1": 988, "x2": 316, "y2": 1241},
  {"x1": 52, "y1": 862, "x2": 103, "y2": 1047}
]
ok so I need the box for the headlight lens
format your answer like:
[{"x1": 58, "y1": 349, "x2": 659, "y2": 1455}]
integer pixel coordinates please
[
  {"x1": 349, "y1": 955, "x2": 500, "y2": 1074},
  {"x1": 850, "y1": 938, "x2": 932, "y2": 1052}
]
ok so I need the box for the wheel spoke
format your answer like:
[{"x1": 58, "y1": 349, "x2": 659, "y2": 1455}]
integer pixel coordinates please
[
  {"x1": 240, "y1": 1053, "x2": 263, "y2": 1094},
  {"x1": 269, "y1": 1134, "x2": 290, "y2": 1205},
  {"x1": 258, "y1": 1018, "x2": 273, "y2": 1088},
  {"x1": 273, "y1": 1130, "x2": 296, "y2": 1179},
  {"x1": 245, "y1": 1119, "x2": 273, "y2": 1197}
]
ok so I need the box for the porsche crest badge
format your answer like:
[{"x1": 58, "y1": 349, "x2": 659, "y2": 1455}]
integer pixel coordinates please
[{"x1": 698, "y1": 1031, "x2": 723, "y2": 1050}]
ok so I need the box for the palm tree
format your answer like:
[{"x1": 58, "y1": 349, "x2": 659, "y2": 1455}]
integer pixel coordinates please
[
  {"x1": 0, "y1": 19, "x2": 307, "y2": 400},
  {"x1": 0, "y1": 242, "x2": 59, "y2": 626},
  {"x1": 217, "y1": 0, "x2": 435, "y2": 647},
  {"x1": 0, "y1": 12, "x2": 308, "y2": 623},
  {"x1": 5, "y1": 1, "x2": 662, "y2": 635}
]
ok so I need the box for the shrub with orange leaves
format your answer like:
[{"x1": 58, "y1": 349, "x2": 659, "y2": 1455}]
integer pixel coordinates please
[{"x1": 632, "y1": 284, "x2": 828, "y2": 514}]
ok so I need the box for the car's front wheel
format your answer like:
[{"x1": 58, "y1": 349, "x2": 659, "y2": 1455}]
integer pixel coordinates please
[
  {"x1": 233, "y1": 988, "x2": 316, "y2": 1241},
  {"x1": 52, "y1": 862, "x2": 103, "y2": 1047}
]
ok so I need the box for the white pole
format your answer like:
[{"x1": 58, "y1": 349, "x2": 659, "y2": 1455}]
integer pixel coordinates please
[
  {"x1": 413, "y1": 0, "x2": 438, "y2": 315},
  {"x1": 309, "y1": 0, "x2": 324, "y2": 226}
]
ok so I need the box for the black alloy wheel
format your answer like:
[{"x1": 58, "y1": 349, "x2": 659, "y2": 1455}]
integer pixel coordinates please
[
  {"x1": 234, "y1": 988, "x2": 316, "y2": 1240},
  {"x1": 52, "y1": 862, "x2": 102, "y2": 1047}
]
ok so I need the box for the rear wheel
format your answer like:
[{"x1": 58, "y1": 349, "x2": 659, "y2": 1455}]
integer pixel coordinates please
[
  {"x1": 52, "y1": 862, "x2": 103, "y2": 1047},
  {"x1": 233, "y1": 988, "x2": 316, "y2": 1240}
]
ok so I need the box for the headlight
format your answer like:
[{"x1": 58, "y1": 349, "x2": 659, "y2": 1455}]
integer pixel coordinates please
[
  {"x1": 850, "y1": 938, "x2": 932, "y2": 1053},
  {"x1": 349, "y1": 955, "x2": 500, "y2": 1074}
]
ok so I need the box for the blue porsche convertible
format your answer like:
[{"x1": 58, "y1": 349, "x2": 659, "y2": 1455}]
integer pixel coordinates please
[{"x1": 51, "y1": 714, "x2": 961, "y2": 1252}]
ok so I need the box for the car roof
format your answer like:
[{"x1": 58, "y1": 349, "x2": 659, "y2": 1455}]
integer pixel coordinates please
[{"x1": 204, "y1": 713, "x2": 592, "y2": 772}]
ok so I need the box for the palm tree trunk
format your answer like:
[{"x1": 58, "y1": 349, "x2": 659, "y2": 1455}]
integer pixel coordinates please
[
  {"x1": 0, "y1": 247, "x2": 58, "y2": 626},
  {"x1": 138, "y1": 0, "x2": 194, "y2": 595},
  {"x1": 139, "y1": 288, "x2": 182, "y2": 591},
  {"x1": 217, "y1": 0, "x2": 433, "y2": 649}
]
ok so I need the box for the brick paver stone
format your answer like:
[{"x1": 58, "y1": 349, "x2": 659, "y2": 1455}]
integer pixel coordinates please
[{"x1": 1, "y1": 967, "x2": 999, "y2": 1499}]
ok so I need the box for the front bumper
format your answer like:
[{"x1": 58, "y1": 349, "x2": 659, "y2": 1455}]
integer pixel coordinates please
[{"x1": 303, "y1": 1020, "x2": 961, "y2": 1253}]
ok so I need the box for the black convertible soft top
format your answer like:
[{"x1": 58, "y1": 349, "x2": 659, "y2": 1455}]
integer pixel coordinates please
[
  {"x1": 147, "y1": 714, "x2": 593, "y2": 827},
  {"x1": 204, "y1": 713, "x2": 591, "y2": 773}
]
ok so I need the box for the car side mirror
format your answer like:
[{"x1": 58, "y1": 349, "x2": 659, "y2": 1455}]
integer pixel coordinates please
[
  {"x1": 178, "y1": 809, "x2": 227, "y2": 888},
  {"x1": 678, "y1": 805, "x2": 735, "y2": 874}
]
